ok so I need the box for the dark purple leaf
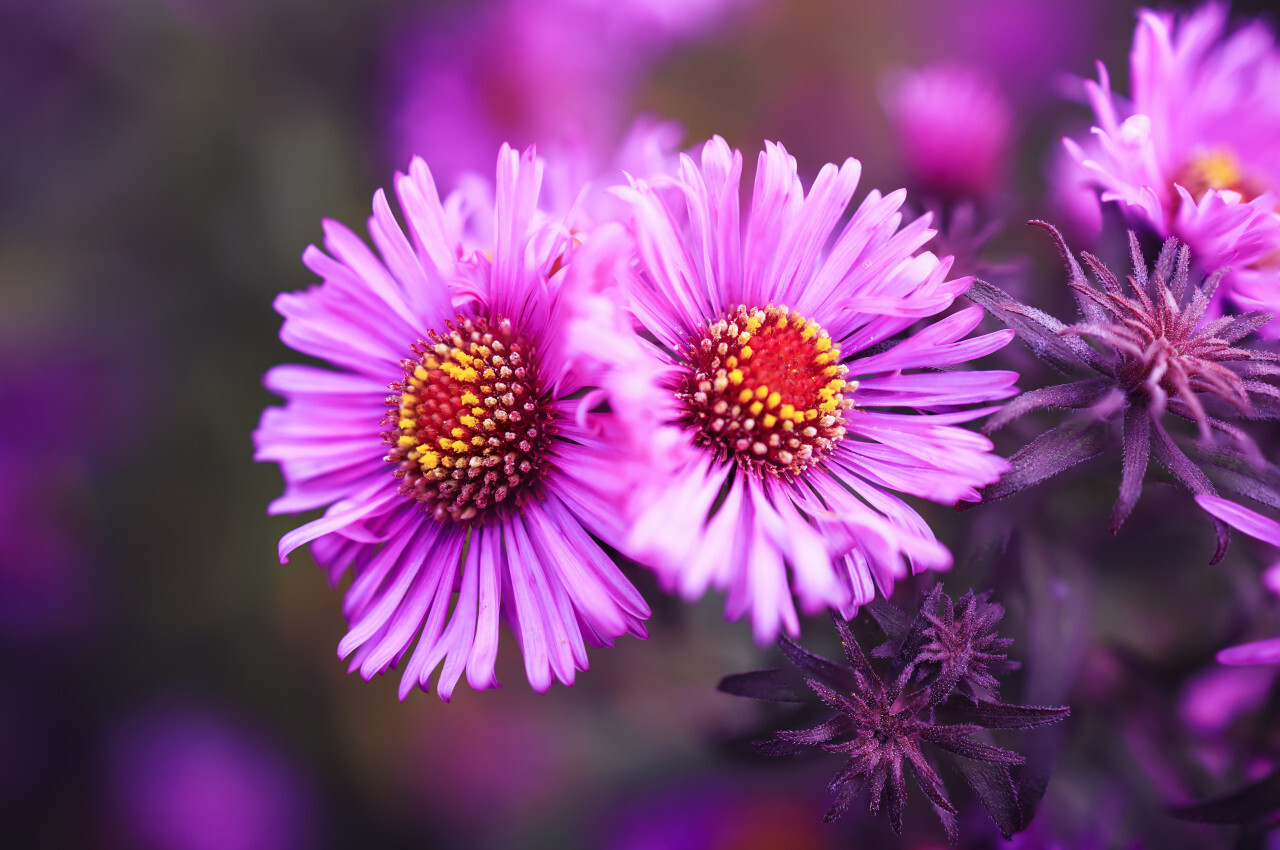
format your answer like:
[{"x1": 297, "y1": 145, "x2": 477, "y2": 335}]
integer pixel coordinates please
[
  {"x1": 1204, "y1": 454, "x2": 1280, "y2": 512},
  {"x1": 753, "y1": 737, "x2": 810, "y2": 757},
  {"x1": 981, "y1": 378, "x2": 1110, "y2": 435},
  {"x1": 1081, "y1": 249, "x2": 1125, "y2": 297},
  {"x1": 1168, "y1": 769, "x2": 1280, "y2": 825},
  {"x1": 777, "y1": 635, "x2": 861, "y2": 693},
  {"x1": 922, "y1": 730, "x2": 1026, "y2": 766},
  {"x1": 1111, "y1": 404, "x2": 1151, "y2": 533},
  {"x1": 1150, "y1": 419, "x2": 1230, "y2": 563},
  {"x1": 830, "y1": 614, "x2": 878, "y2": 682},
  {"x1": 775, "y1": 714, "x2": 854, "y2": 745},
  {"x1": 930, "y1": 800, "x2": 959, "y2": 845},
  {"x1": 823, "y1": 778, "x2": 863, "y2": 823},
  {"x1": 865, "y1": 597, "x2": 913, "y2": 641},
  {"x1": 938, "y1": 700, "x2": 1070, "y2": 730},
  {"x1": 1232, "y1": 359, "x2": 1280, "y2": 377},
  {"x1": 964, "y1": 279, "x2": 1106, "y2": 375},
  {"x1": 717, "y1": 668, "x2": 810, "y2": 703},
  {"x1": 1013, "y1": 761, "x2": 1055, "y2": 828},
  {"x1": 947, "y1": 755, "x2": 1022, "y2": 839},
  {"x1": 975, "y1": 419, "x2": 1111, "y2": 505},
  {"x1": 1028, "y1": 220, "x2": 1106, "y2": 325},
  {"x1": 804, "y1": 679, "x2": 870, "y2": 724}
]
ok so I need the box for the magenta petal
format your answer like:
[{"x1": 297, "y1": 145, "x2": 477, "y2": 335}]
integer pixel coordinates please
[
  {"x1": 1195, "y1": 495, "x2": 1280, "y2": 547},
  {"x1": 502, "y1": 515, "x2": 561, "y2": 692},
  {"x1": 1217, "y1": 637, "x2": 1280, "y2": 666},
  {"x1": 391, "y1": 529, "x2": 466, "y2": 696},
  {"x1": 418, "y1": 529, "x2": 480, "y2": 701},
  {"x1": 465, "y1": 524, "x2": 505, "y2": 692},
  {"x1": 276, "y1": 486, "x2": 400, "y2": 563}
]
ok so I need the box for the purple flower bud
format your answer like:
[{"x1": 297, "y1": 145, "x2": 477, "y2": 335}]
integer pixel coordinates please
[
  {"x1": 720, "y1": 585, "x2": 1069, "y2": 841},
  {"x1": 966, "y1": 222, "x2": 1280, "y2": 563}
]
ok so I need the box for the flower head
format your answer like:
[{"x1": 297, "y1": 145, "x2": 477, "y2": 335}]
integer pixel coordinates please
[
  {"x1": 882, "y1": 63, "x2": 1014, "y2": 202},
  {"x1": 597, "y1": 137, "x2": 1016, "y2": 643},
  {"x1": 1063, "y1": 3, "x2": 1280, "y2": 329},
  {"x1": 968, "y1": 222, "x2": 1280, "y2": 560},
  {"x1": 381, "y1": 0, "x2": 724, "y2": 186},
  {"x1": 898, "y1": 584, "x2": 1019, "y2": 704},
  {"x1": 383, "y1": 0, "x2": 642, "y2": 185},
  {"x1": 254, "y1": 144, "x2": 651, "y2": 699},
  {"x1": 720, "y1": 585, "x2": 1069, "y2": 840}
]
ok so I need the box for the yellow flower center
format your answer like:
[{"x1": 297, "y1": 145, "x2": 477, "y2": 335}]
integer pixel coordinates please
[{"x1": 1176, "y1": 147, "x2": 1257, "y2": 202}]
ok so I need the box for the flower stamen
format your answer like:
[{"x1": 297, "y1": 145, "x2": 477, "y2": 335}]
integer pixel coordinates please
[
  {"x1": 383, "y1": 316, "x2": 555, "y2": 523},
  {"x1": 678, "y1": 304, "x2": 854, "y2": 476},
  {"x1": 1176, "y1": 147, "x2": 1259, "y2": 202}
]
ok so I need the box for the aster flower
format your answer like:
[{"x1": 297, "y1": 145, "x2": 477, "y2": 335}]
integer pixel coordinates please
[
  {"x1": 598, "y1": 136, "x2": 1017, "y2": 643},
  {"x1": 966, "y1": 222, "x2": 1280, "y2": 561},
  {"x1": 383, "y1": 0, "x2": 641, "y2": 184},
  {"x1": 558, "y1": 0, "x2": 761, "y2": 42},
  {"x1": 910, "y1": 0, "x2": 1107, "y2": 104},
  {"x1": 720, "y1": 585, "x2": 1070, "y2": 840},
  {"x1": 381, "y1": 0, "x2": 729, "y2": 184},
  {"x1": 881, "y1": 63, "x2": 1014, "y2": 202},
  {"x1": 254, "y1": 144, "x2": 651, "y2": 699},
  {"x1": 1063, "y1": 3, "x2": 1280, "y2": 328}
]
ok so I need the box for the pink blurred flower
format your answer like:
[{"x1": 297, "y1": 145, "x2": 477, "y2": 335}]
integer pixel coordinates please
[
  {"x1": 255, "y1": 145, "x2": 651, "y2": 698},
  {"x1": 1195, "y1": 495, "x2": 1280, "y2": 665},
  {"x1": 913, "y1": 0, "x2": 1108, "y2": 104},
  {"x1": 108, "y1": 706, "x2": 316, "y2": 850},
  {"x1": 557, "y1": 0, "x2": 758, "y2": 42},
  {"x1": 383, "y1": 1, "x2": 631, "y2": 184},
  {"x1": 381, "y1": 0, "x2": 740, "y2": 184},
  {"x1": 1063, "y1": 3, "x2": 1280, "y2": 329},
  {"x1": 1180, "y1": 664, "x2": 1275, "y2": 736},
  {"x1": 882, "y1": 64, "x2": 1014, "y2": 201},
  {"x1": 596, "y1": 137, "x2": 1016, "y2": 643}
]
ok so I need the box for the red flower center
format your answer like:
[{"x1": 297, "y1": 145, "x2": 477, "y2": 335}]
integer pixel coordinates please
[
  {"x1": 383, "y1": 316, "x2": 556, "y2": 523},
  {"x1": 678, "y1": 305, "x2": 853, "y2": 476}
]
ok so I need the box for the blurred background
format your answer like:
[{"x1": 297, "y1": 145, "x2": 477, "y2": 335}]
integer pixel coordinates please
[{"x1": 5, "y1": 0, "x2": 1280, "y2": 847}]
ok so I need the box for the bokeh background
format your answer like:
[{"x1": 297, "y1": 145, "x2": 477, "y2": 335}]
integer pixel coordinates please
[{"x1": 6, "y1": 0, "x2": 1280, "y2": 847}]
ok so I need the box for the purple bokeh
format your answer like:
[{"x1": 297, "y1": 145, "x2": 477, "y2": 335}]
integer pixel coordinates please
[{"x1": 107, "y1": 705, "x2": 320, "y2": 850}]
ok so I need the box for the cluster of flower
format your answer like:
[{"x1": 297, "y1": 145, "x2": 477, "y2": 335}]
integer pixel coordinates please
[
  {"x1": 255, "y1": 0, "x2": 1280, "y2": 839},
  {"x1": 254, "y1": 132, "x2": 1017, "y2": 697}
]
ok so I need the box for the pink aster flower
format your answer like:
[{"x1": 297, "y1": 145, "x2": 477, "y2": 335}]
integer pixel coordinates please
[
  {"x1": 381, "y1": 0, "x2": 725, "y2": 186},
  {"x1": 1064, "y1": 3, "x2": 1280, "y2": 327},
  {"x1": 254, "y1": 144, "x2": 650, "y2": 699},
  {"x1": 556, "y1": 0, "x2": 760, "y2": 43},
  {"x1": 382, "y1": 1, "x2": 638, "y2": 185},
  {"x1": 1195, "y1": 495, "x2": 1280, "y2": 666},
  {"x1": 881, "y1": 63, "x2": 1014, "y2": 202},
  {"x1": 601, "y1": 137, "x2": 1017, "y2": 643}
]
